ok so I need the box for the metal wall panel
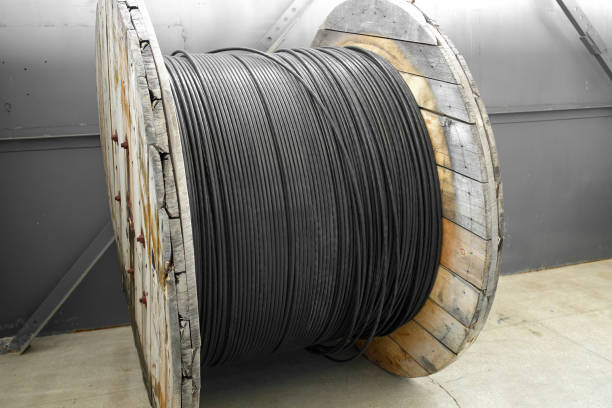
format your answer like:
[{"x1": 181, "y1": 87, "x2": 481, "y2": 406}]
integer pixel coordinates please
[
  {"x1": 492, "y1": 111, "x2": 612, "y2": 273},
  {"x1": 0, "y1": 143, "x2": 127, "y2": 338},
  {"x1": 0, "y1": 0, "x2": 297, "y2": 139},
  {"x1": 2, "y1": 0, "x2": 611, "y2": 137},
  {"x1": 414, "y1": 0, "x2": 612, "y2": 112}
]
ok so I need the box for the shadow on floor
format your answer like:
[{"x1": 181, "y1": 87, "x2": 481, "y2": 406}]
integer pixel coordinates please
[{"x1": 201, "y1": 348, "x2": 451, "y2": 407}]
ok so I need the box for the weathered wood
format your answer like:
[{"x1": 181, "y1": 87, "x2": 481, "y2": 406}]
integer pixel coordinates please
[
  {"x1": 356, "y1": 336, "x2": 429, "y2": 377},
  {"x1": 421, "y1": 110, "x2": 486, "y2": 182},
  {"x1": 311, "y1": 30, "x2": 455, "y2": 83},
  {"x1": 163, "y1": 156, "x2": 180, "y2": 218},
  {"x1": 444, "y1": 31, "x2": 504, "y2": 348},
  {"x1": 431, "y1": 27, "x2": 504, "y2": 296},
  {"x1": 438, "y1": 166, "x2": 488, "y2": 239},
  {"x1": 413, "y1": 299, "x2": 467, "y2": 353},
  {"x1": 401, "y1": 72, "x2": 471, "y2": 123},
  {"x1": 389, "y1": 321, "x2": 456, "y2": 373},
  {"x1": 141, "y1": 44, "x2": 166, "y2": 150},
  {"x1": 135, "y1": 0, "x2": 201, "y2": 404},
  {"x1": 96, "y1": 0, "x2": 199, "y2": 406},
  {"x1": 169, "y1": 218, "x2": 186, "y2": 273},
  {"x1": 440, "y1": 218, "x2": 488, "y2": 289},
  {"x1": 149, "y1": 145, "x2": 165, "y2": 210},
  {"x1": 322, "y1": 0, "x2": 438, "y2": 45},
  {"x1": 428, "y1": 266, "x2": 480, "y2": 327}
]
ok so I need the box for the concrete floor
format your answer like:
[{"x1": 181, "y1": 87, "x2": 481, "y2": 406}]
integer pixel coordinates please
[{"x1": 1, "y1": 259, "x2": 612, "y2": 407}]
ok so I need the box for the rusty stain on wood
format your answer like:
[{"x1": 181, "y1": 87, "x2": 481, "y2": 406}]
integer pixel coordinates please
[{"x1": 96, "y1": 0, "x2": 193, "y2": 406}]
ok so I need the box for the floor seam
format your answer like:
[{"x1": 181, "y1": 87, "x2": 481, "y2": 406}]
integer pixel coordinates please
[
  {"x1": 533, "y1": 321, "x2": 612, "y2": 366},
  {"x1": 429, "y1": 377, "x2": 461, "y2": 408}
]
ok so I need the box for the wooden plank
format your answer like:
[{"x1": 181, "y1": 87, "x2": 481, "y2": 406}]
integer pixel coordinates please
[
  {"x1": 125, "y1": 8, "x2": 151, "y2": 380},
  {"x1": 159, "y1": 208, "x2": 172, "y2": 269},
  {"x1": 322, "y1": 0, "x2": 437, "y2": 45},
  {"x1": 122, "y1": 3, "x2": 148, "y2": 377},
  {"x1": 154, "y1": 208, "x2": 172, "y2": 407},
  {"x1": 358, "y1": 336, "x2": 429, "y2": 377},
  {"x1": 165, "y1": 266, "x2": 183, "y2": 408},
  {"x1": 401, "y1": 72, "x2": 471, "y2": 123},
  {"x1": 422, "y1": 110, "x2": 486, "y2": 182},
  {"x1": 133, "y1": 19, "x2": 167, "y2": 408},
  {"x1": 141, "y1": 43, "x2": 168, "y2": 152},
  {"x1": 413, "y1": 299, "x2": 468, "y2": 353},
  {"x1": 169, "y1": 218, "x2": 186, "y2": 273},
  {"x1": 134, "y1": 3, "x2": 185, "y2": 406},
  {"x1": 389, "y1": 321, "x2": 456, "y2": 373},
  {"x1": 181, "y1": 379, "x2": 194, "y2": 408},
  {"x1": 117, "y1": 0, "x2": 132, "y2": 29},
  {"x1": 175, "y1": 273, "x2": 190, "y2": 319},
  {"x1": 108, "y1": 0, "x2": 130, "y2": 278},
  {"x1": 311, "y1": 30, "x2": 455, "y2": 83},
  {"x1": 128, "y1": 8, "x2": 151, "y2": 42},
  {"x1": 462, "y1": 291, "x2": 494, "y2": 348},
  {"x1": 438, "y1": 166, "x2": 488, "y2": 239},
  {"x1": 428, "y1": 266, "x2": 480, "y2": 327},
  {"x1": 147, "y1": 150, "x2": 165, "y2": 408},
  {"x1": 149, "y1": 145, "x2": 165, "y2": 210},
  {"x1": 162, "y1": 155, "x2": 180, "y2": 218},
  {"x1": 440, "y1": 218, "x2": 487, "y2": 290},
  {"x1": 178, "y1": 319, "x2": 193, "y2": 375}
]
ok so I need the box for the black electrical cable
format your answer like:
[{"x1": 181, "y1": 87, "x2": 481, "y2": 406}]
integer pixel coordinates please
[{"x1": 164, "y1": 46, "x2": 441, "y2": 367}]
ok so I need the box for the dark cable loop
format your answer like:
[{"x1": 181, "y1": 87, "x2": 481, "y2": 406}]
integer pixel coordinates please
[{"x1": 164, "y1": 46, "x2": 441, "y2": 367}]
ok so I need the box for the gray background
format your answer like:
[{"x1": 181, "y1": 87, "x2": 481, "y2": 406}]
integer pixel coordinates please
[{"x1": 1, "y1": 0, "x2": 611, "y2": 338}]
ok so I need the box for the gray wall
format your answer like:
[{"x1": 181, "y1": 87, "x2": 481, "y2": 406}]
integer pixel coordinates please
[
  {"x1": 0, "y1": 137, "x2": 127, "y2": 337},
  {"x1": 1, "y1": 0, "x2": 611, "y2": 337}
]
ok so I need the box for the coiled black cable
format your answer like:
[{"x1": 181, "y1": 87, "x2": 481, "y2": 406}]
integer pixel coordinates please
[{"x1": 164, "y1": 46, "x2": 441, "y2": 367}]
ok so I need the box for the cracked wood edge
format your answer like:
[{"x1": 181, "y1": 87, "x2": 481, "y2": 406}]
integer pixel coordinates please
[{"x1": 96, "y1": 0, "x2": 200, "y2": 406}]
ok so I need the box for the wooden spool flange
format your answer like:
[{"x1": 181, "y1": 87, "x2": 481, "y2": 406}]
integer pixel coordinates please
[
  {"x1": 96, "y1": 0, "x2": 200, "y2": 406},
  {"x1": 309, "y1": 0, "x2": 504, "y2": 377},
  {"x1": 95, "y1": 0, "x2": 503, "y2": 406}
]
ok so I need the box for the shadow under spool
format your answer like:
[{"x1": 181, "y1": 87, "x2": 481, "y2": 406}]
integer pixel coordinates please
[{"x1": 164, "y1": 46, "x2": 442, "y2": 367}]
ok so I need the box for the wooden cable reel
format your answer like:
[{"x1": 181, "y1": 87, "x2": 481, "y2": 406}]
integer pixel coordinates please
[{"x1": 95, "y1": 0, "x2": 504, "y2": 406}]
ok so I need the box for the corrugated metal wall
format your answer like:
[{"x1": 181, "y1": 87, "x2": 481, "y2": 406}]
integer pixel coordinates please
[{"x1": 1, "y1": 0, "x2": 611, "y2": 337}]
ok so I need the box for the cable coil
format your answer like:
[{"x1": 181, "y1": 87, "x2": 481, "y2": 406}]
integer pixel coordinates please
[{"x1": 164, "y1": 46, "x2": 441, "y2": 367}]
